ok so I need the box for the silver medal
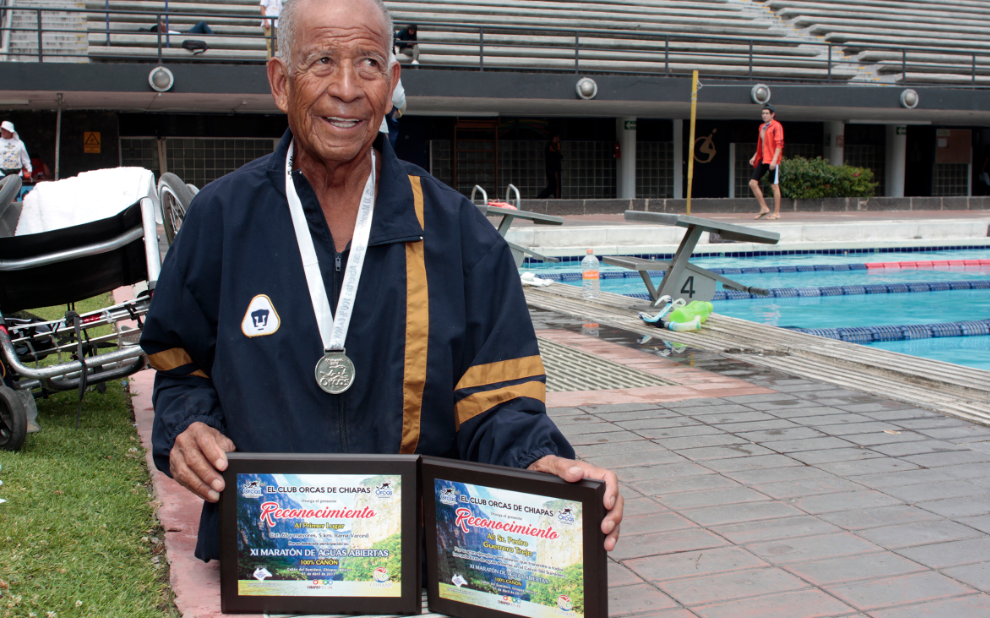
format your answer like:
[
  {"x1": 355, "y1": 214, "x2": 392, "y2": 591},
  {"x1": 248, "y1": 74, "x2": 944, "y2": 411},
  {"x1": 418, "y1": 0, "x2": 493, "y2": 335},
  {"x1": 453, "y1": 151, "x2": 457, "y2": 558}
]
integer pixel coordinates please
[
  {"x1": 315, "y1": 350, "x2": 355, "y2": 394},
  {"x1": 284, "y1": 140, "x2": 376, "y2": 398}
]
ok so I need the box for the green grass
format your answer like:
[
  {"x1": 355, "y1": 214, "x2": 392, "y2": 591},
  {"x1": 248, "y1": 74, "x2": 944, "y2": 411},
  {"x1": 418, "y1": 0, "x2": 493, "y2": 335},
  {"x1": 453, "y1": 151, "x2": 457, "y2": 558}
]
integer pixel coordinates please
[{"x1": 0, "y1": 294, "x2": 176, "y2": 617}]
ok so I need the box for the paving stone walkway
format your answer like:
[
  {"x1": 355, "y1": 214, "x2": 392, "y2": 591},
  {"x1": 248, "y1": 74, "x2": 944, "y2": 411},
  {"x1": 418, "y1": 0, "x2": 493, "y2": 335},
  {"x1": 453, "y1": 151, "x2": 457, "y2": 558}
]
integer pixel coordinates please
[
  {"x1": 145, "y1": 304, "x2": 990, "y2": 617},
  {"x1": 557, "y1": 375, "x2": 990, "y2": 617}
]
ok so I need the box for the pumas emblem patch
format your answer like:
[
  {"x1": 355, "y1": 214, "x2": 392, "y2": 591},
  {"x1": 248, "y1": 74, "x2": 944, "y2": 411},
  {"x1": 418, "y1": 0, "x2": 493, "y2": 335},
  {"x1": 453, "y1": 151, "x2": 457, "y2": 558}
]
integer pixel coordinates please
[{"x1": 241, "y1": 294, "x2": 281, "y2": 337}]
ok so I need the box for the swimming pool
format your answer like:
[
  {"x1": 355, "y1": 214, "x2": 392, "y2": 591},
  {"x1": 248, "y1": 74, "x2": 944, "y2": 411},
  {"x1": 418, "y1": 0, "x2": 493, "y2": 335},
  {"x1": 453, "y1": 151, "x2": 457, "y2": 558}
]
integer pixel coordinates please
[{"x1": 523, "y1": 248, "x2": 990, "y2": 372}]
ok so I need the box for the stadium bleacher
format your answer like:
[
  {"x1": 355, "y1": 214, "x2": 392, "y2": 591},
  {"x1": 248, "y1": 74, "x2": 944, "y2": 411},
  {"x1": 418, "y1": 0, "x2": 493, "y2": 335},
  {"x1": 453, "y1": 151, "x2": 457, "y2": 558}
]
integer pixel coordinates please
[
  {"x1": 85, "y1": 0, "x2": 263, "y2": 61},
  {"x1": 79, "y1": 0, "x2": 856, "y2": 81},
  {"x1": 759, "y1": 0, "x2": 990, "y2": 84}
]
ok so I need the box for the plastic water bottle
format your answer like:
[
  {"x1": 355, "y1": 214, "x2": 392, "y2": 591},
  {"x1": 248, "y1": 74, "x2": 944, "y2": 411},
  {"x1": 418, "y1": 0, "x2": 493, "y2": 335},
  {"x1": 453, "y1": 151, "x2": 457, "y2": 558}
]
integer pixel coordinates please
[{"x1": 582, "y1": 249, "x2": 600, "y2": 300}]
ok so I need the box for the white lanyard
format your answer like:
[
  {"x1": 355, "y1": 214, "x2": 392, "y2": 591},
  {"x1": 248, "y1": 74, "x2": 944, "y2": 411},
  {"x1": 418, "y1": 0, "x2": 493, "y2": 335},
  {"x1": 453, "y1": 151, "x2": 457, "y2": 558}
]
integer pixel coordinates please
[{"x1": 284, "y1": 139, "x2": 376, "y2": 354}]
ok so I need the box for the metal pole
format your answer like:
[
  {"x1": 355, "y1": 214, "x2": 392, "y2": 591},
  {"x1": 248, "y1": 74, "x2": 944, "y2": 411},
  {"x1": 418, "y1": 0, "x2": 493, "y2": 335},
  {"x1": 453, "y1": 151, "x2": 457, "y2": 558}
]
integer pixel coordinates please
[
  {"x1": 686, "y1": 70, "x2": 698, "y2": 216},
  {"x1": 156, "y1": 13, "x2": 162, "y2": 64},
  {"x1": 574, "y1": 32, "x2": 579, "y2": 74},
  {"x1": 748, "y1": 40, "x2": 753, "y2": 79},
  {"x1": 827, "y1": 44, "x2": 832, "y2": 82},
  {"x1": 479, "y1": 27, "x2": 483, "y2": 71},
  {"x1": 36, "y1": 9, "x2": 42, "y2": 62},
  {"x1": 165, "y1": 0, "x2": 169, "y2": 49},
  {"x1": 973, "y1": 54, "x2": 977, "y2": 89},
  {"x1": 902, "y1": 48, "x2": 907, "y2": 81},
  {"x1": 105, "y1": 0, "x2": 110, "y2": 46},
  {"x1": 55, "y1": 93, "x2": 62, "y2": 181}
]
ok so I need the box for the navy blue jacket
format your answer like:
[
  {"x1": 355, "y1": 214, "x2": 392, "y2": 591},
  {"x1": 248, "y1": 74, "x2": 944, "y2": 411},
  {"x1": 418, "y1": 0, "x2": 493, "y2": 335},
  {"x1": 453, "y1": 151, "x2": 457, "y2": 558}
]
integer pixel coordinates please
[{"x1": 140, "y1": 130, "x2": 573, "y2": 561}]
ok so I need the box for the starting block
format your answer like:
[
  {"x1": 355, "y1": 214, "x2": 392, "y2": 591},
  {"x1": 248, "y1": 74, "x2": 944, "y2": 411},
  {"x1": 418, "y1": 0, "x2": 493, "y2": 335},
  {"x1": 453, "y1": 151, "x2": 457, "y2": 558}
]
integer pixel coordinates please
[{"x1": 604, "y1": 211, "x2": 780, "y2": 305}]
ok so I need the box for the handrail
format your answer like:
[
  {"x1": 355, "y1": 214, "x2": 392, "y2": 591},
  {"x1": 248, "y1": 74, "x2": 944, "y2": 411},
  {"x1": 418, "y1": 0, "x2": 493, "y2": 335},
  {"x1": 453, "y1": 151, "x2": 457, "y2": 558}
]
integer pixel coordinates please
[
  {"x1": 470, "y1": 185, "x2": 488, "y2": 205},
  {"x1": 506, "y1": 184, "x2": 521, "y2": 209},
  {"x1": 0, "y1": 0, "x2": 12, "y2": 62},
  {"x1": 2, "y1": 8, "x2": 990, "y2": 88}
]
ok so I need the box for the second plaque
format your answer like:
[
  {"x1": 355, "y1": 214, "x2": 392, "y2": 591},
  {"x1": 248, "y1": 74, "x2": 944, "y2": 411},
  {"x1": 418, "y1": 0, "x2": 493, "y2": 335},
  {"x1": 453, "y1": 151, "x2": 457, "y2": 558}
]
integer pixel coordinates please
[{"x1": 422, "y1": 456, "x2": 607, "y2": 618}]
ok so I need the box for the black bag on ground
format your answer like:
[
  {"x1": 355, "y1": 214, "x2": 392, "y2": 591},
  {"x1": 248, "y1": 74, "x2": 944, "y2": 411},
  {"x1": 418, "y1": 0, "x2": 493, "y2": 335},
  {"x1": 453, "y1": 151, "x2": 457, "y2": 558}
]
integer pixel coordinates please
[{"x1": 182, "y1": 39, "x2": 208, "y2": 54}]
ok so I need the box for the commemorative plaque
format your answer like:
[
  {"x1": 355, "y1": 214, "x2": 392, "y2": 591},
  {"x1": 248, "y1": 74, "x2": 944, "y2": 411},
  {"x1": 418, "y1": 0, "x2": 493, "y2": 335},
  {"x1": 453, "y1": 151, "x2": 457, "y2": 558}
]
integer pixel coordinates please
[
  {"x1": 422, "y1": 457, "x2": 607, "y2": 618},
  {"x1": 220, "y1": 454, "x2": 421, "y2": 615}
]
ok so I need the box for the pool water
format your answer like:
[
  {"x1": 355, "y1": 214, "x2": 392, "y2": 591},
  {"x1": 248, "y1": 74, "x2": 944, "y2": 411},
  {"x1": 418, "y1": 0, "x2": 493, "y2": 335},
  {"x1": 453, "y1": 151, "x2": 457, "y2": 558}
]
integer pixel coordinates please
[
  {"x1": 594, "y1": 268, "x2": 990, "y2": 296},
  {"x1": 523, "y1": 248, "x2": 990, "y2": 372}
]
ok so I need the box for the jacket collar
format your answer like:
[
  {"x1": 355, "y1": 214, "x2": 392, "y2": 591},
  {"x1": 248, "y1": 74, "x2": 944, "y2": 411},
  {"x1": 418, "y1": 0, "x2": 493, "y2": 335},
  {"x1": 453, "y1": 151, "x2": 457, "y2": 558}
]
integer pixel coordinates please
[{"x1": 266, "y1": 128, "x2": 423, "y2": 246}]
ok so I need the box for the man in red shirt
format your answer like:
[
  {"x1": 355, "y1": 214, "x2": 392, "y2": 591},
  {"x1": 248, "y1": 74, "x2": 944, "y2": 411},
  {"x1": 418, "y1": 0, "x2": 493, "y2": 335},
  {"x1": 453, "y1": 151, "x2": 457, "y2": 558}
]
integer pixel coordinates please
[{"x1": 749, "y1": 104, "x2": 784, "y2": 219}]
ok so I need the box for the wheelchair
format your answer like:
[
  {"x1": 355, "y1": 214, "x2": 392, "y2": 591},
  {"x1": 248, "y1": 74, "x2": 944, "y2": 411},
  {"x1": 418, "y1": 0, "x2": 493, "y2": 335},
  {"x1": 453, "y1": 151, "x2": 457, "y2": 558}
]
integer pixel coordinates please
[{"x1": 0, "y1": 171, "x2": 196, "y2": 450}]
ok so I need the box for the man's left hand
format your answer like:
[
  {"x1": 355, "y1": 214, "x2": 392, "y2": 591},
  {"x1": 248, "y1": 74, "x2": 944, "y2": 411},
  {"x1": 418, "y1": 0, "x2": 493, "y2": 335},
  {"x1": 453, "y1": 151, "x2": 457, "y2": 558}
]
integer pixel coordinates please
[{"x1": 528, "y1": 455, "x2": 623, "y2": 551}]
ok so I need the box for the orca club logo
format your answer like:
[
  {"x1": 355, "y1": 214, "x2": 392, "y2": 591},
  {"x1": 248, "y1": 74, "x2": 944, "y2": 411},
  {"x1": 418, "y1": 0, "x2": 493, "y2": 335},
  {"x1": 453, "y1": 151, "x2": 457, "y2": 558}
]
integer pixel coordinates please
[
  {"x1": 373, "y1": 567, "x2": 390, "y2": 583},
  {"x1": 438, "y1": 486, "x2": 457, "y2": 506},
  {"x1": 241, "y1": 294, "x2": 281, "y2": 338},
  {"x1": 375, "y1": 481, "x2": 394, "y2": 498},
  {"x1": 558, "y1": 506, "x2": 576, "y2": 525},
  {"x1": 242, "y1": 480, "x2": 263, "y2": 499},
  {"x1": 557, "y1": 595, "x2": 573, "y2": 612}
]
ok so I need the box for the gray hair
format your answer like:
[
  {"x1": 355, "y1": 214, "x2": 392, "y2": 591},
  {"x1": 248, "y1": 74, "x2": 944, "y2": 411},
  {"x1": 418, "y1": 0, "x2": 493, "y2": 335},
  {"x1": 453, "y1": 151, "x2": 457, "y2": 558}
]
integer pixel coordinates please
[{"x1": 277, "y1": 0, "x2": 396, "y2": 69}]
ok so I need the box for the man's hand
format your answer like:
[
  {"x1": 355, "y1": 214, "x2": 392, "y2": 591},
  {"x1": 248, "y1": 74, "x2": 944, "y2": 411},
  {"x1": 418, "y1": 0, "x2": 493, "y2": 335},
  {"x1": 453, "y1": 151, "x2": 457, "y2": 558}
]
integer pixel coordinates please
[
  {"x1": 769, "y1": 162, "x2": 777, "y2": 170},
  {"x1": 749, "y1": 155, "x2": 756, "y2": 167},
  {"x1": 169, "y1": 422, "x2": 236, "y2": 503},
  {"x1": 528, "y1": 455, "x2": 623, "y2": 551}
]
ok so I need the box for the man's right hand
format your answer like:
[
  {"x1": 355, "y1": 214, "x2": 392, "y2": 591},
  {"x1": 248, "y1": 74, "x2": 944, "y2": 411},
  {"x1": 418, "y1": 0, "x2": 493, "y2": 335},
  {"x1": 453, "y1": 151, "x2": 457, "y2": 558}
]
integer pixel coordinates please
[{"x1": 169, "y1": 422, "x2": 236, "y2": 502}]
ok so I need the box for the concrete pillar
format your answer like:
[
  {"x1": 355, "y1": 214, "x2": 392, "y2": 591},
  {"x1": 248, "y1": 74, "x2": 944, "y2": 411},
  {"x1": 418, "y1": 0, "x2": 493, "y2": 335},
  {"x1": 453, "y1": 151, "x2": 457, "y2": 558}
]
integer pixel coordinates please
[
  {"x1": 885, "y1": 125, "x2": 907, "y2": 198},
  {"x1": 672, "y1": 119, "x2": 683, "y2": 199},
  {"x1": 616, "y1": 117, "x2": 636, "y2": 199},
  {"x1": 825, "y1": 120, "x2": 845, "y2": 167}
]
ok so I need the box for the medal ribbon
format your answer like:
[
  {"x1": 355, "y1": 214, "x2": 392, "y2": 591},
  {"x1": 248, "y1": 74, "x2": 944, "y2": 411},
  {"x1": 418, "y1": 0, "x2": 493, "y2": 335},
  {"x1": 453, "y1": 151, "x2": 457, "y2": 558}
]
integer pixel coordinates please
[{"x1": 284, "y1": 139, "x2": 376, "y2": 353}]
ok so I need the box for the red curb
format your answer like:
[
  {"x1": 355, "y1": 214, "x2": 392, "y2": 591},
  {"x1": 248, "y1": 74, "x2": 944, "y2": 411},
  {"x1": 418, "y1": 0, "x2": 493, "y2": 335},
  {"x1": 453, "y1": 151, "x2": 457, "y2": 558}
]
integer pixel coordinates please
[{"x1": 114, "y1": 284, "x2": 263, "y2": 618}]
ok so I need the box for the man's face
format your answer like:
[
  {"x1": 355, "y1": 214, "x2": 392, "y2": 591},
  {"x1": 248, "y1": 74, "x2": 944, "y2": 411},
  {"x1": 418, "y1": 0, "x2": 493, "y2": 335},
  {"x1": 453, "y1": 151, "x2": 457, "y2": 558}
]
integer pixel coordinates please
[
  {"x1": 407, "y1": 27, "x2": 416, "y2": 36},
  {"x1": 0, "y1": 129, "x2": 12, "y2": 140},
  {"x1": 270, "y1": 0, "x2": 399, "y2": 166},
  {"x1": 761, "y1": 109, "x2": 773, "y2": 123}
]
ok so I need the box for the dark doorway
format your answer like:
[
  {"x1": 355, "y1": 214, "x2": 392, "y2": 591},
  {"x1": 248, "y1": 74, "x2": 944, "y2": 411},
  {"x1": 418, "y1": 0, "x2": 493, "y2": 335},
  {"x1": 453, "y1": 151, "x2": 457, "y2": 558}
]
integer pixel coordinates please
[{"x1": 905, "y1": 125, "x2": 935, "y2": 197}]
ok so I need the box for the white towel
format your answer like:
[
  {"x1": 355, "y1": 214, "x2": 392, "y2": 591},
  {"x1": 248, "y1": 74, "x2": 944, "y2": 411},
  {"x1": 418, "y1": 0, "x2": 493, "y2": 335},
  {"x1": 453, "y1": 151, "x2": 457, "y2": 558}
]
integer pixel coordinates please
[
  {"x1": 15, "y1": 167, "x2": 160, "y2": 236},
  {"x1": 520, "y1": 272, "x2": 554, "y2": 287}
]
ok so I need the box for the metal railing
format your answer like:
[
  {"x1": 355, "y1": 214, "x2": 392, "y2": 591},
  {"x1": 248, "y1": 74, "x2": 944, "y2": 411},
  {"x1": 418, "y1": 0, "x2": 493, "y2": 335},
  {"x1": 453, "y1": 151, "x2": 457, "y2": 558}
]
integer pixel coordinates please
[{"x1": 2, "y1": 7, "x2": 990, "y2": 88}]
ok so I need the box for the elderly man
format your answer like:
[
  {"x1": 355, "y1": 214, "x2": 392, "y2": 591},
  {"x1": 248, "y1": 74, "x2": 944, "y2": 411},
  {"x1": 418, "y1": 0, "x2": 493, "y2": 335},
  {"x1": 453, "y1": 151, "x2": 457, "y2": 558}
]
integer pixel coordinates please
[{"x1": 141, "y1": 0, "x2": 623, "y2": 563}]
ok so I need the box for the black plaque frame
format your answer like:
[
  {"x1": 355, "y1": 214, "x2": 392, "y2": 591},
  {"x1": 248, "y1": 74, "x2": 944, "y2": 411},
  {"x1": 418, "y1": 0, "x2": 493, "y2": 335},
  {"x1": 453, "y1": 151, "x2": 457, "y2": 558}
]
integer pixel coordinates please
[
  {"x1": 220, "y1": 453, "x2": 421, "y2": 615},
  {"x1": 421, "y1": 456, "x2": 607, "y2": 618}
]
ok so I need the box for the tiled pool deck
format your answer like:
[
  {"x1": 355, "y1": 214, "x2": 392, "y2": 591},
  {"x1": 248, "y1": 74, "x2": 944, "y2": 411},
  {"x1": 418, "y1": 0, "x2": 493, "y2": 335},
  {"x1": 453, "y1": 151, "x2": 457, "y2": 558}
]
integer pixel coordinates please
[{"x1": 138, "y1": 311, "x2": 990, "y2": 617}]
